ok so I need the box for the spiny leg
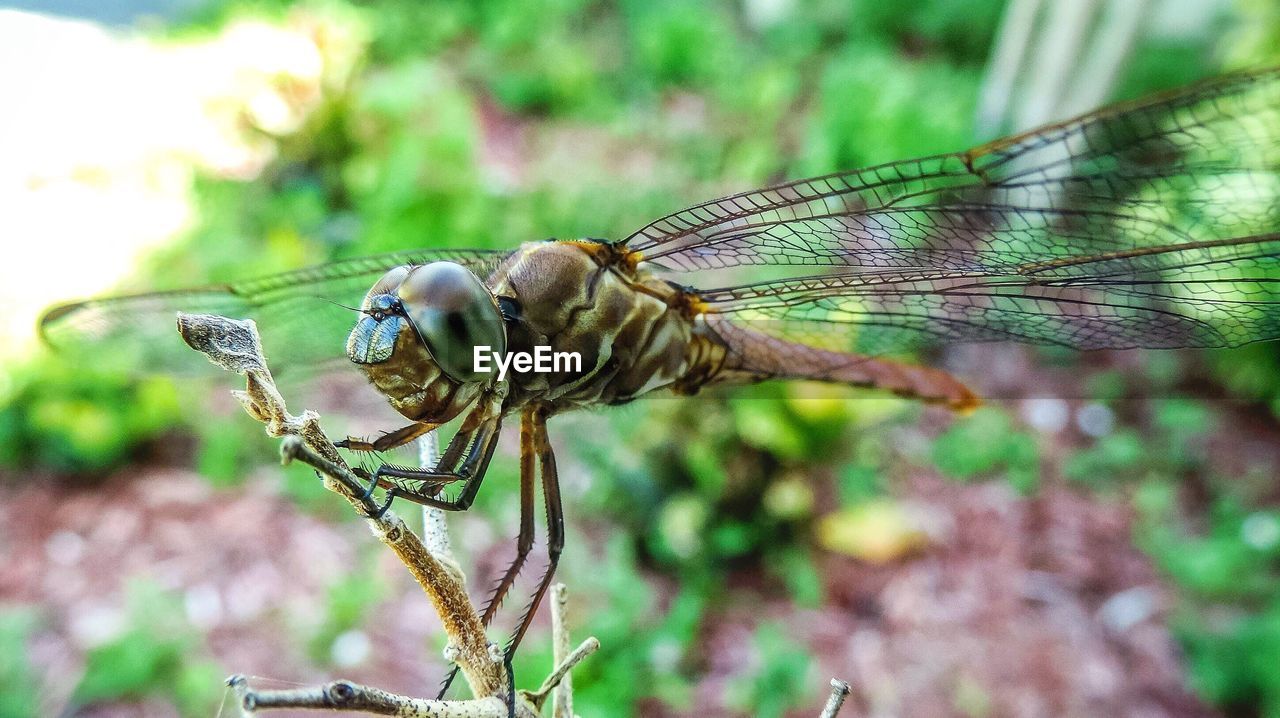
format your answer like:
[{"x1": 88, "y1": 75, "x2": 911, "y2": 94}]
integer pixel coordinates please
[
  {"x1": 338, "y1": 422, "x2": 443, "y2": 504},
  {"x1": 436, "y1": 409, "x2": 537, "y2": 699},
  {"x1": 435, "y1": 410, "x2": 480, "y2": 471},
  {"x1": 352, "y1": 396, "x2": 504, "y2": 511},
  {"x1": 483, "y1": 409, "x2": 538, "y2": 625},
  {"x1": 335, "y1": 421, "x2": 438, "y2": 453},
  {"x1": 372, "y1": 413, "x2": 504, "y2": 516},
  {"x1": 505, "y1": 405, "x2": 563, "y2": 658},
  {"x1": 353, "y1": 422, "x2": 477, "y2": 503}
]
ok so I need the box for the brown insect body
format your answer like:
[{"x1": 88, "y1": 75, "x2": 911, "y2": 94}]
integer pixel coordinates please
[
  {"x1": 352, "y1": 240, "x2": 696, "y2": 424},
  {"x1": 358, "y1": 238, "x2": 976, "y2": 430}
]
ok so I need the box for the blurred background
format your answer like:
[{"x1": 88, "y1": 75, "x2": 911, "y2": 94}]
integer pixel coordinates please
[{"x1": 1, "y1": 0, "x2": 1279, "y2": 716}]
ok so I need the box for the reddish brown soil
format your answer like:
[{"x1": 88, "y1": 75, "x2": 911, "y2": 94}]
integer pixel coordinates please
[{"x1": 1, "y1": 459, "x2": 1218, "y2": 718}]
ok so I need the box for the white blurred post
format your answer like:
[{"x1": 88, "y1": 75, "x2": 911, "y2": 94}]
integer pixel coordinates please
[
  {"x1": 977, "y1": 0, "x2": 1151, "y2": 137},
  {"x1": 976, "y1": 0, "x2": 1042, "y2": 139},
  {"x1": 418, "y1": 431, "x2": 457, "y2": 565}
]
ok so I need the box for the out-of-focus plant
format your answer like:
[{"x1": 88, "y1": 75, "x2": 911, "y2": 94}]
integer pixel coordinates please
[
  {"x1": 0, "y1": 361, "x2": 185, "y2": 474},
  {"x1": 1064, "y1": 399, "x2": 1215, "y2": 486},
  {"x1": 531, "y1": 534, "x2": 706, "y2": 714},
  {"x1": 931, "y1": 407, "x2": 1040, "y2": 494},
  {"x1": 1179, "y1": 596, "x2": 1280, "y2": 718},
  {"x1": 0, "y1": 608, "x2": 39, "y2": 718},
  {"x1": 581, "y1": 384, "x2": 869, "y2": 576},
  {"x1": 728, "y1": 621, "x2": 814, "y2": 718},
  {"x1": 1138, "y1": 484, "x2": 1280, "y2": 715},
  {"x1": 303, "y1": 565, "x2": 386, "y2": 667},
  {"x1": 69, "y1": 582, "x2": 223, "y2": 717}
]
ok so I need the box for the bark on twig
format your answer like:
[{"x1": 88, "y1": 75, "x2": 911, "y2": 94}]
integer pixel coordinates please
[
  {"x1": 550, "y1": 583, "x2": 573, "y2": 718},
  {"x1": 177, "y1": 313, "x2": 595, "y2": 717},
  {"x1": 226, "y1": 674, "x2": 508, "y2": 716},
  {"x1": 819, "y1": 679, "x2": 852, "y2": 718}
]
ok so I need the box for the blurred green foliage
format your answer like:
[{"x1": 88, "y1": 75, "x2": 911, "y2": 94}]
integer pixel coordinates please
[
  {"x1": 1140, "y1": 490, "x2": 1280, "y2": 716},
  {"x1": 728, "y1": 621, "x2": 814, "y2": 717},
  {"x1": 931, "y1": 407, "x2": 1040, "y2": 494},
  {"x1": 4, "y1": 0, "x2": 1280, "y2": 715},
  {"x1": 70, "y1": 583, "x2": 223, "y2": 717},
  {"x1": 305, "y1": 564, "x2": 387, "y2": 665},
  {"x1": 507, "y1": 535, "x2": 709, "y2": 712},
  {"x1": 0, "y1": 609, "x2": 40, "y2": 718},
  {"x1": 0, "y1": 362, "x2": 186, "y2": 473},
  {"x1": 1066, "y1": 400, "x2": 1215, "y2": 486}
]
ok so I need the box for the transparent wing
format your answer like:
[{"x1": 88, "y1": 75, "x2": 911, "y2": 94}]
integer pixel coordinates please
[
  {"x1": 698, "y1": 233, "x2": 1280, "y2": 356},
  {"x1": 622, "y1": 67, "x2": 1280, "y2": 354},
  {"x1": 39, "y1": 248, "x2": 511, "y2": 375},
  {"x1": 625, "y1": 68, "x2": 1280, "y2": 272}
]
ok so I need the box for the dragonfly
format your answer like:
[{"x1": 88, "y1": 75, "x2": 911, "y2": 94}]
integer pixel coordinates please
[{"x1": 39, "y1": 67, "x2": 1280, "y2": 679}]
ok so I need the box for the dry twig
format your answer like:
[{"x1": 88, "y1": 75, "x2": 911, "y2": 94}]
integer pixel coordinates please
[{"x1": 819, "y1": 679, "x2": 852, "y2": 718}]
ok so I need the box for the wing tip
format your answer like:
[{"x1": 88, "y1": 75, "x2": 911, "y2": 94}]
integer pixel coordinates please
[{"x1": 36, "y1": 300, "x2": 85, "y2": 349}]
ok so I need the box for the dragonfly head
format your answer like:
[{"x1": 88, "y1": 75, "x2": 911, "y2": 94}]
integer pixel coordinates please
[{"x1": 347, "y1": 261, "x2": 506, "y2": 422}]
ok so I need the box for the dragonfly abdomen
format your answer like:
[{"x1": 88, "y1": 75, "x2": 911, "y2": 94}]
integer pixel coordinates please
[{"x1": 696, "y1": 316, "x2": 979, "y2": 411}]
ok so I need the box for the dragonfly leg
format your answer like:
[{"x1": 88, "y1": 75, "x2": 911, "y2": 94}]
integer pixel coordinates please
[
  {"x1": 505, "y1": 406, "x2": 562, "y2": 659},
  {"x1": 436, "y1": 407, "x2": 542, "y2": 700},
  {"x1": 360, "y1": 427, "x2": 483, "y2": 517},
  {"x1": 348, "y1": 420, "x2": 477, "y2": 502},
  {"x1": 336, "y1": 422, "x2": 437, "y2": 453},
  {"x1": 357, "y1": 421, "x2": 478, "y2": 501},
  {"x1": 480, "y1": 409, "x2": 538, "y2": 625},
  {"x1": 353, "y1": 396, "x2": 506, "y2": 514},
  {"x1": 371, "y1": 414, "x2": 503, "y2": 512},
  {"x1": 503, "y1": 652, "x2": 516, "y2": 718}
]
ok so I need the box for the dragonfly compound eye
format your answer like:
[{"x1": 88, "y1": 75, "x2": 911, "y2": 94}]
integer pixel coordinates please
[{"x1": 397, "y1": 261, "x2": 507, "y2": 383}]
